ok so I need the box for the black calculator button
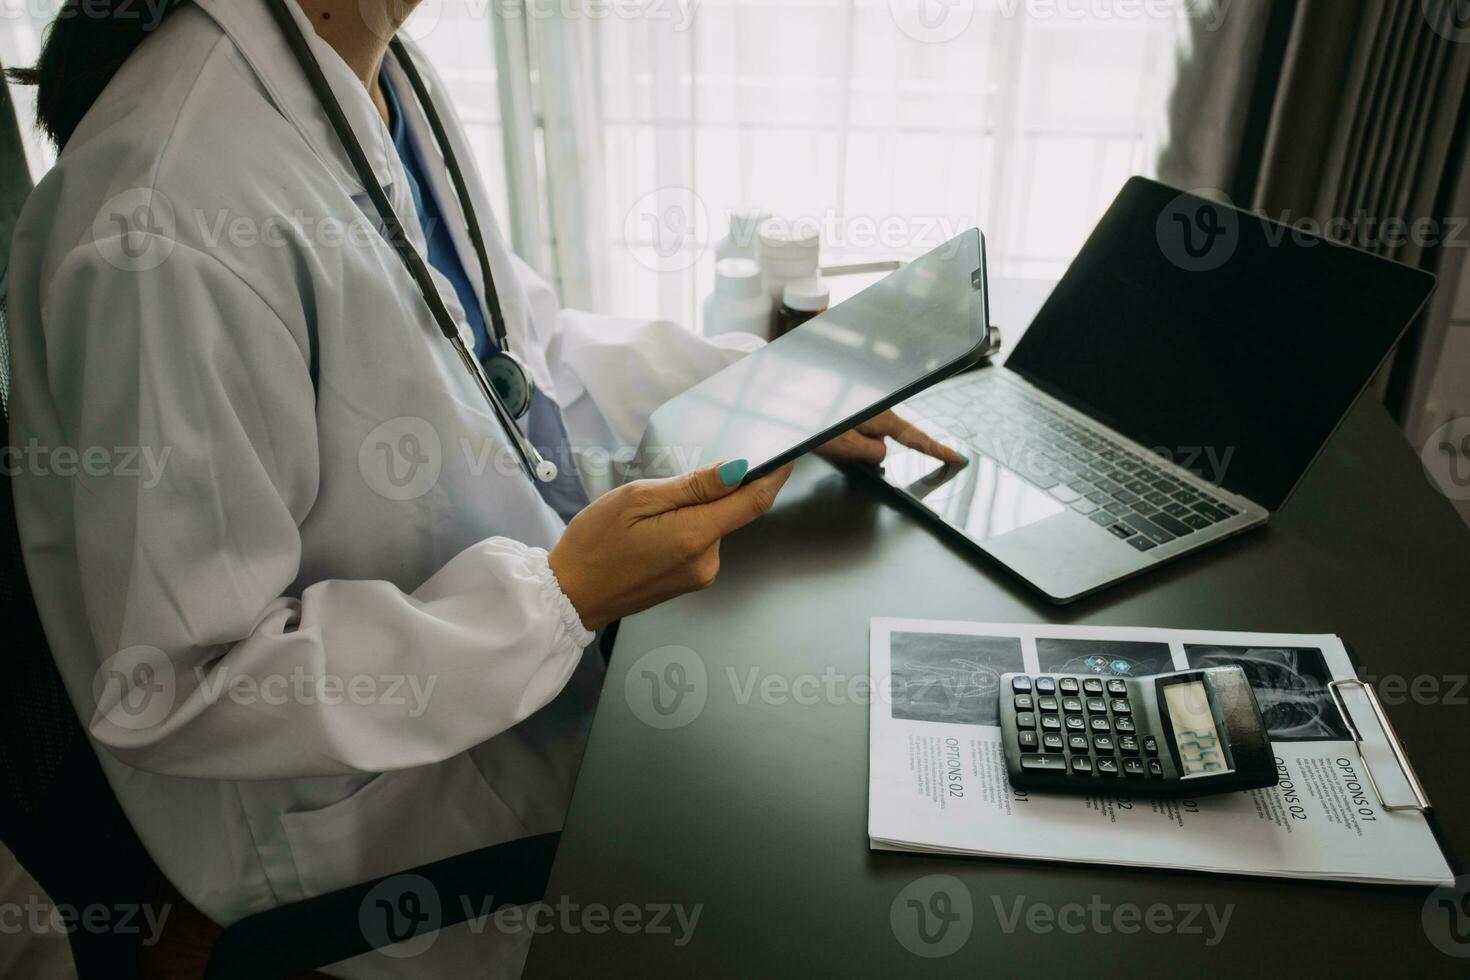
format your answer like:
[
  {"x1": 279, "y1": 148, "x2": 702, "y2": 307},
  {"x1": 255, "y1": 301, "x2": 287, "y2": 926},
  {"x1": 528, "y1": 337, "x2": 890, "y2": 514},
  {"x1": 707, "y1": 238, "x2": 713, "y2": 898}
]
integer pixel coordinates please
[
  {"x1": 1114, "y1": 717, "x2": 1136, "y2": 734},
  {"x1": 1109, "y1": 699, "x2": 1131, "y2": 715},
  {"x1": 1061, "y1": 697, "x2": 1082, "y2": 712},
  {"x1": 1012, "y1": 676, "x2": 1033, "y2": 693},
  {"x1": 1020, "y1": 754, "x2": 1068, "y2": 772},
  {"x1": 1071, "y1": 757, "x2": 1093, "y2": 774},
  {"x1": 1148, "y1": 759, "x2": 1164, "y2": 777},
  {"x1": 1106, "y1": 679, "x2": 1128, "y2": 695},
  {"x1": 1085, "y1": 697, "x2": 1107, "y2": 713},
  {"x1": 1064, "y1": 715, "x2": 1086, "y2": 731},
  {"x1": 1142, "y1": 736, "x2": 1160, "y2": 755},
  {"x1": 1017, "y1": 731, "x2": 1039, "y2": 750},
  {"x1": 1117, "y1": 735, "x2": 1139, "y2": 754},
  {"x1": 1096, "y1": 758, "x2": 1120, "y2": 776},
  {"x1": 1016, "y1": 712, "x2": 1036, "y2": 729},
  {"x1": 1040, "y1": 715, "x2": 1062, "y2": 731},
  {"x1": 1068, "y1": 735, "x2": 1090, "y2": 752},
  {"x1": 1037, "y1": 696, "x2": 1058, "y2": 712},
  {"x1": 1089, "y1": 716, "x2": 1111, "y2": 733},
  {"x1": 1014, "y1": 694, "x2": 1034, "y2": 710},
  {"x1": 1083, "y1": 679, "x2": 1103, "y2": 694},
  {"x1": 1122, "y1": 758, "x2": 1146, "y2": 777},
  {"x1": 1042, "y1": 733, "x2": 1065, "y2": 752},
  {"x1": 1035, "y1": 677, "x2": 1057, "y2": 694},
  {"x1": 1092, "y1": 734, "x2": 1115, "y2": 752},
  {"x1": 1059, "y1": 678, "x2": 1079, "y2": 694}
]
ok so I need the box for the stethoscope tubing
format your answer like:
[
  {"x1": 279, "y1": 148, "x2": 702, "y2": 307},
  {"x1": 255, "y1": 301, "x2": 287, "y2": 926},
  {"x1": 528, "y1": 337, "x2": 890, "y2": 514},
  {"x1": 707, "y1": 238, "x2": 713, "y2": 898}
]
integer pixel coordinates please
[{"x1": 264, "y1": 0, "x2": 556, "y2": 483}]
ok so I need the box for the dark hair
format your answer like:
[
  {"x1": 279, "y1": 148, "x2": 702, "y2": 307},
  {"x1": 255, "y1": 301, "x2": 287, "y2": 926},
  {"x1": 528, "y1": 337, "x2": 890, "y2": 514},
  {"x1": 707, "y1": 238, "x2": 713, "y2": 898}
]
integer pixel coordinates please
[{"x1": 5, "y1": 0, "x2": 181, "y2": 150}]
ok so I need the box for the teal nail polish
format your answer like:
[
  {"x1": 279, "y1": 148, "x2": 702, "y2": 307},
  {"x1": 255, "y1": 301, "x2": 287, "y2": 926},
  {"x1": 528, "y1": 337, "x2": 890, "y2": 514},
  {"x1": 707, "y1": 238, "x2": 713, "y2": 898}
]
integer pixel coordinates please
[{"x1": 718, "y1": 458, "x2": 749, "y2": 486}]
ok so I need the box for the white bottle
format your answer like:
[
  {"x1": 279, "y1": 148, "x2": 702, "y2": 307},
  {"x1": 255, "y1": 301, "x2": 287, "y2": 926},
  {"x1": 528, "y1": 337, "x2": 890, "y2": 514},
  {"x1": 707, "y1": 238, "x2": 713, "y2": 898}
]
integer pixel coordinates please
[
  {"x1": 757, "y1": 218, "x2": 821, "y2": 305},
  {"x1": 702, "y1": 258, "x2": 773, "y2": 339},
  {"x1": 714, "y1": 207, "x2": 770, "y2": 263}
]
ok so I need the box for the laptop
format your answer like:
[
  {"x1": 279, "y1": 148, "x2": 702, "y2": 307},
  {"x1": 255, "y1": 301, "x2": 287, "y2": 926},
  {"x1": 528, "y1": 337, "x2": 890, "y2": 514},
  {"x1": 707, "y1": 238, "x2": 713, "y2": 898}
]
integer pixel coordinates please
[{"x1": 875, "y1": 177, "x2": 1437, "y2": 603}]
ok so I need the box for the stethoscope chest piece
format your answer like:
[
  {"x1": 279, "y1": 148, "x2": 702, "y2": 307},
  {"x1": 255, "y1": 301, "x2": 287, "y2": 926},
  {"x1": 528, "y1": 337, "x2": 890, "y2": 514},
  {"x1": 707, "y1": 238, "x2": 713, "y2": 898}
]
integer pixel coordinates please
[{"x1": 483, "y1": 350, "x2": 534, "y2": 420}]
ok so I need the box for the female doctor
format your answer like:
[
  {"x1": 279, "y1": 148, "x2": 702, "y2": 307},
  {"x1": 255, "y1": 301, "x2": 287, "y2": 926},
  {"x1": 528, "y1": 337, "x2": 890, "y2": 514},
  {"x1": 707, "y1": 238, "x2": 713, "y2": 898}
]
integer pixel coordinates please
[{"x1": 6, "y1": 0, "x2": 957, "y2": 975}]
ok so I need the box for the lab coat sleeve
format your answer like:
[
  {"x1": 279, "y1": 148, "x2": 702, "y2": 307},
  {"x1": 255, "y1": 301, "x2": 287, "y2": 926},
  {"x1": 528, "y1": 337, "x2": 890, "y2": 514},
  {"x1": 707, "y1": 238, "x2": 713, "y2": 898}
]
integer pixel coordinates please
[
  {"x1": 507, "y1": 255, "x2": 764, "y2": 498},
  {"x1": 48, "y1": 240, "x2": 593, "y2": 780}
]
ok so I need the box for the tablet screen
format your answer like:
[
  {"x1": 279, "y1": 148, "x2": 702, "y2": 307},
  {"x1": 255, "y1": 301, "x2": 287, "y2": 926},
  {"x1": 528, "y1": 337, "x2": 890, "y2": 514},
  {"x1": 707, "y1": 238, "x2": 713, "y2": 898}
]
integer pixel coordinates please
[{"x1": 634, "y1": 228, "x2": 989, "y2": 482}]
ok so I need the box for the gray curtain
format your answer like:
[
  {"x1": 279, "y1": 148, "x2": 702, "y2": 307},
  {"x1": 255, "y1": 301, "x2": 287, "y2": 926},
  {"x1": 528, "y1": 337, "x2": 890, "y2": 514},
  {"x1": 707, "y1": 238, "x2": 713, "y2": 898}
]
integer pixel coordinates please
[
  {"x1": 1156, "y1": 0, "x2": 1276, "y2": 198},
  {"x1": 1159, "y1": 0, "x2": 1470, "y2": 429}
]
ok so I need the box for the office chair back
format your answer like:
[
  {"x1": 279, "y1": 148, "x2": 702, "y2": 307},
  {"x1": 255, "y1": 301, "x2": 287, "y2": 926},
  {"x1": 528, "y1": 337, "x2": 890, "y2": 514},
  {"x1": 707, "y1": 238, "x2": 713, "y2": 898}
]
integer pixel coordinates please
[{"x1": 0, "y1": 66, "x2": 153, "y2": 980}]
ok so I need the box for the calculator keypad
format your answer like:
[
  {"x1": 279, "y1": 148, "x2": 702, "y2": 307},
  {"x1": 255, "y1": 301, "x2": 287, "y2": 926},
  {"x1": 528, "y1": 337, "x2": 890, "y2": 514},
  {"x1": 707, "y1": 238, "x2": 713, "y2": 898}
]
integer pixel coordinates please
[{"x1": 1005, "y1": 673, "x2": 1164, "y2": 786}]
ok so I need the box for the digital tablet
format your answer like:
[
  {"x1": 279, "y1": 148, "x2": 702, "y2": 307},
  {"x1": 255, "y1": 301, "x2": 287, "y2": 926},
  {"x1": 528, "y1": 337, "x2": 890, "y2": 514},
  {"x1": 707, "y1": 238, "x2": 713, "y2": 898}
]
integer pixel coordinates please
[{"x1": 632, "y1": 228, "x2": 991, "y2": 484}]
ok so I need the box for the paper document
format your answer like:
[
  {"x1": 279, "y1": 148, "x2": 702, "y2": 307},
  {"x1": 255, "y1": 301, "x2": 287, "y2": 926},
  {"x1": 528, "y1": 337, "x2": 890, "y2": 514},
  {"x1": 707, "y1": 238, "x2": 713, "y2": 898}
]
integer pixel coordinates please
[{"x1": 867, "y1": 618, "x2": 1452, "y2": 886}]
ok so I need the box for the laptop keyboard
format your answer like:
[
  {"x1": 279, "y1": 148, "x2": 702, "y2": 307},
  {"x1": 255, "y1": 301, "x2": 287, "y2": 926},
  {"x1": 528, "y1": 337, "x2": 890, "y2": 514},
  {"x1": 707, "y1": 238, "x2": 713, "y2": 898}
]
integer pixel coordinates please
[{"x1": 906, "y1": 374, "x2": 1241, "y2": 552}]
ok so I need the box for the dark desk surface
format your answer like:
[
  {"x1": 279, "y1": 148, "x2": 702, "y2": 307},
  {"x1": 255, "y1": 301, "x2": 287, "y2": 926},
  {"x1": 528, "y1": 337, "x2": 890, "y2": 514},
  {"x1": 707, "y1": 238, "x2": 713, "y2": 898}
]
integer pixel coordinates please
[{"x1": 525, "y1": 400, "x2": 1470, "y2": 977}]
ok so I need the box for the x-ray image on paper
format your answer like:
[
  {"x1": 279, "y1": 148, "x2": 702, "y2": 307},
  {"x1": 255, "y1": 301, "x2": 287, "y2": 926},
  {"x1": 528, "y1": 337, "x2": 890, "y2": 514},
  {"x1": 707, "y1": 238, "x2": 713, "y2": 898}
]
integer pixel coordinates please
[
  {"x1": 1035, "y1": 637, "x2": 1175, "y2": 678},
  {"x1": 889, "y1": 633, "x2": 1024, "y2": 727},
  {"x1": 1184, "y1": 645, "x2": 1350, "y2": 741}
]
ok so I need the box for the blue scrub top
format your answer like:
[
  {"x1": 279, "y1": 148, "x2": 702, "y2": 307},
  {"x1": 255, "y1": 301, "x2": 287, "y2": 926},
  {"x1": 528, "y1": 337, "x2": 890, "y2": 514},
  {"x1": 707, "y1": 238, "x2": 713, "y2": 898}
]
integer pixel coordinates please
[
  {"x1": 381, "y1": 68, "x2": 590, "y2": 519},
  {"x1": 381, "y1": 69, "x2": 493, "y2": 360}
]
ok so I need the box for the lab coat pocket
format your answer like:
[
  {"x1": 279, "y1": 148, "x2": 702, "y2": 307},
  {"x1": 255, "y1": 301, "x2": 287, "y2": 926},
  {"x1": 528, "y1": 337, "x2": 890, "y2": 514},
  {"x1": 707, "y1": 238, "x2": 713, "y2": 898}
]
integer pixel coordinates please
[{"x1": 281, "y1": 752, "x2": 531, "y2": 898}]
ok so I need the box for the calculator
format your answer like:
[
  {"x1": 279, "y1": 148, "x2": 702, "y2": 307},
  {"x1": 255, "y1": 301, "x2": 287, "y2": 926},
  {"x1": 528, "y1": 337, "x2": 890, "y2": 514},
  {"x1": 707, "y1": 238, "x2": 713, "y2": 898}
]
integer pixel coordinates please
[{"x1": 999, "y1": 666, "x2": 1275, "y2": 796}]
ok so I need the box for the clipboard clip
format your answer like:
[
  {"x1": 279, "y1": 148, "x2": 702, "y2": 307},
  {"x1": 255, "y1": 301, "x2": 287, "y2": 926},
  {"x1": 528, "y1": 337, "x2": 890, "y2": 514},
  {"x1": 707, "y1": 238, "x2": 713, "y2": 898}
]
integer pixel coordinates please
[{"x1": 1327, "y1": 678, "x2": 1432, "y2": 813}]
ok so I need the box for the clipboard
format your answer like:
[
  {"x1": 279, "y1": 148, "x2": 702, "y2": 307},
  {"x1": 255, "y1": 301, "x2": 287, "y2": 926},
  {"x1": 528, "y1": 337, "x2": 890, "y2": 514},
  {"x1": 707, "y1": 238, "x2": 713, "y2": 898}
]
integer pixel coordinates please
[{"x1": 1338, "y1": 641, "x2": 1463, "y2": 876}]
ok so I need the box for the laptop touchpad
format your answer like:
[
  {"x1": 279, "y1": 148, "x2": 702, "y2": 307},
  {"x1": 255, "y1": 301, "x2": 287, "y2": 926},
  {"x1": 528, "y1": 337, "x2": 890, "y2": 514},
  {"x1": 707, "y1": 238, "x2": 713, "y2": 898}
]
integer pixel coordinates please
[{"x1": 881, "y1": 443, "x2": 1067, "y2": 540}]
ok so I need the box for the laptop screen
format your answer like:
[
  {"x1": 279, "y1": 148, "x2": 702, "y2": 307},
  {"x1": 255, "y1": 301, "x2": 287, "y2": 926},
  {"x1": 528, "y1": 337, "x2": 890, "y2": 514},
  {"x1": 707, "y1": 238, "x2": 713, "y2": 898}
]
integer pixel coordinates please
[{"x1": 1004, "y1": 178, "x2": 1435, "y2": 511}]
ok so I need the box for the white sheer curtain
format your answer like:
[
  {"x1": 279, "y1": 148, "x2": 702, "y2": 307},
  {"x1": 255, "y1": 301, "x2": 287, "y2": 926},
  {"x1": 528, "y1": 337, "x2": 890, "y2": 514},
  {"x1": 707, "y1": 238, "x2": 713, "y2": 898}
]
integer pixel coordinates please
[{"x1": 510, "y1": 0, "x2": 1193, "y2": 328}]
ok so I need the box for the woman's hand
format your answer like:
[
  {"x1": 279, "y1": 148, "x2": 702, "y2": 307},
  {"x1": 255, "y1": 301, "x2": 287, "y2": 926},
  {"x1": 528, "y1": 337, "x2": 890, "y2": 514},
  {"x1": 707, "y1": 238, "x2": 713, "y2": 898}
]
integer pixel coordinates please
[
  {"x1": 817, "y1": 409, "x2": 965, "y2": 468},
  {"x1": 549, "y1": 459, "x2": 794, "y2": 631}
]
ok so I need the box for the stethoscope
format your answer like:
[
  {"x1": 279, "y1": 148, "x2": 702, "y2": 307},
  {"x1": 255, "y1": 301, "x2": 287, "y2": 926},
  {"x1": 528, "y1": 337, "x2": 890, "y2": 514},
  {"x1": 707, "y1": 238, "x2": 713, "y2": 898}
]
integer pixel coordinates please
[{"x1": 265, "y1": 0, "x2": 558, "y2": 483}]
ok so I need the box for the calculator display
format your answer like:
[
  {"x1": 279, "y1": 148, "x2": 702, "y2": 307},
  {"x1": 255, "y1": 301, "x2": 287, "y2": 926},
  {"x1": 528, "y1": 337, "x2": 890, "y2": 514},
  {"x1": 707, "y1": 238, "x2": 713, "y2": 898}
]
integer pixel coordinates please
[{"x1": 1163, "y1": 681, "x2": 1231, "y2": 776}]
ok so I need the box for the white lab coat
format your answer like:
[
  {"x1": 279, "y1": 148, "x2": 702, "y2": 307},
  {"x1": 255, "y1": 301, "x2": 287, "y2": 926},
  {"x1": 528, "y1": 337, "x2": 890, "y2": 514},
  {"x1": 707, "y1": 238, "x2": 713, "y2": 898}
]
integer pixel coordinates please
[{"x1": 4, "y1": 1, "x2": 757, "y2": 975}]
